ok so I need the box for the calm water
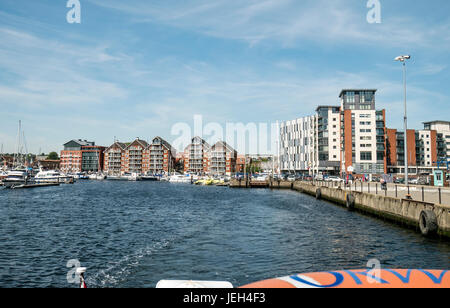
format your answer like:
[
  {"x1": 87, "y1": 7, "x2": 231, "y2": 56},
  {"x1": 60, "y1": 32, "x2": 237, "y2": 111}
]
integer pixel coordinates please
[{"x1": 0, "y1": 181, "x2": 449, "y2": 288}]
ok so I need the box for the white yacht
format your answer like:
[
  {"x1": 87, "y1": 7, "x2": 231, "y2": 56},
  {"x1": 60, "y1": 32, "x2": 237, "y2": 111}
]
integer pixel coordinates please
[
  {"x1": 168, "y1": 174, "x2": 194, "y2": 184},
  {"x1": 2, "y1": 169, "x2": 30, "y2": 188},
  {"x1": 106, "y1": 174, "x2": 122, "y2": 181},
  {"x1": 89, "y1": 173, "x2": 106, "y2": 180},
  {"x1": 122, "y1": 172, "x2": 141, "y2": 181},
  {"x1": 35, "y1": 170, "x2": 72, "y2": 184},
  {"x1": 71, "y1": 172, "x2": 89, "y2": 180}
]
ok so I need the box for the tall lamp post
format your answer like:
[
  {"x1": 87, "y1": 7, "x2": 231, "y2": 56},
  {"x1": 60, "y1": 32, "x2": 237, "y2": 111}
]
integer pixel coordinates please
[{"x1": 395, "y1": 55, "x2": 411, "y2": 185}]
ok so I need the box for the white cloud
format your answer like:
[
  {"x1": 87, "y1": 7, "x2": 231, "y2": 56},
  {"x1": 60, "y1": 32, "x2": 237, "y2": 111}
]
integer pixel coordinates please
[{"x1": 88, "y1": 0, "x2": 450, "y2": 49}]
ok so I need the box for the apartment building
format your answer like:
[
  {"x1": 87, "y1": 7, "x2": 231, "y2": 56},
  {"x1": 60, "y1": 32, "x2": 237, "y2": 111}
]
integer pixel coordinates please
[
  {"x1": 423, "y1": 121, "x2": 450, "y2": 160},
  {"x1": 280, "y1": 115, "x2": 317, "y2": 174},
  {"x1": 60, "y1": 139, "x2": 105, "y2": 173},
  {"x1": 81, "y1": 145, "x2": 106, "y2": 172},
  {"x1": 183, "y1": 137, "x2": 211, "y2": 175},
  {"x1": 103, "y1": 137, "x2": 176, "y2": 175},
  {"x1": 148, "y1": 137, "x2": 176, "y2": 175},
  {"x1": 340, "y1": 90, "x2": 387, "y2": 176},
  {"x1": 280, "y1": 89, "x2": 387, "y2": 176},
  {"x1": 103, "y1": 142, "x2": 127, "y2": 175},
  {"x1": 317, "y1": 106, "x2": 341, "y2": 174},
  {"x1": 236, "y1": 155, "x2": 246, "y2": 173},
  {"x1": 123, "y1": 139, "x2": 149, "y2": 174},
  {"x1": 386, "y1": 125, "x2": 447, "y2": 175},
  {"x1": 209, "y1": 141, "x2": 237, "y2": 176}
]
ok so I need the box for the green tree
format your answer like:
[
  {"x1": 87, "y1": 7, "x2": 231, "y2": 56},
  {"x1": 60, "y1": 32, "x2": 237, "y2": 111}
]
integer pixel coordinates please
[{"x1": 47, "y1": 152, "x2": 59, "y2": 160}]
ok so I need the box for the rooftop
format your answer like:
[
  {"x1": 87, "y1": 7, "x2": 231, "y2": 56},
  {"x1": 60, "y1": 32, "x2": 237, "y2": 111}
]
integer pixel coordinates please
[
  {"x1": 339, "y1": 89, "x2": 377, "y2": 98},
  {"x1": 423, "y1": 120, "x2": 450, "y2": 125}
]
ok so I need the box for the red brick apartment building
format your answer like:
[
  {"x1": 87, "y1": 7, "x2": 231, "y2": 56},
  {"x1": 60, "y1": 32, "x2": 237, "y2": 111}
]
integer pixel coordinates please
[
  {"x1": 103, "y1": 137, "x2": 176, "y2": 175},
  {"x1": 209, "y1": 141, "x2": 237, "y2": 176},
  {"x1": 183, "y1": 137, "x2": 211, "y2": 175},
  {"x1": 60, "y1": 139, "x2": 105, "y2": 173},
  {"x1": 236, "y1": 155, "x2": 246, "y2": 173}
]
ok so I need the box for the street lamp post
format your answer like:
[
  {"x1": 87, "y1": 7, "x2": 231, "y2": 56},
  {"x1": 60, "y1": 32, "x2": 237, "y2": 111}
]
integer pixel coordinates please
[{"x1": 395, "y1": 55, "x2": 411, "y2": 186}]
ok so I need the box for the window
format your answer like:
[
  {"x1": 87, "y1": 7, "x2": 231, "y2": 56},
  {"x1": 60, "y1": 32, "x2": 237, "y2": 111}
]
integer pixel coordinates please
[
  {"x1": 360, "y1": 129, "x2": 372, "y2": 133},
  {"x1": 347, "y1": 92, "x2": 355, "y2": 103},
  {"x1": 362, "y1": 91, "x2": 374, "y2": 102},
  {"x1": 360, "y1": 152, "x2": 372, "y2": 161}
]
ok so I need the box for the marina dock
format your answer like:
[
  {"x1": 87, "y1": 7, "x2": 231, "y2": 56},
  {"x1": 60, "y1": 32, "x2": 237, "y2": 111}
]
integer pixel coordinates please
[{"x1": 7, "y1": 183, "x2": 61, "y2": 190}]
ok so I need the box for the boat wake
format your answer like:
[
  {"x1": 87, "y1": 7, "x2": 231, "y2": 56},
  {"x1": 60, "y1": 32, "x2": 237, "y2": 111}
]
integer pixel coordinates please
[{"x1": 85, "y1": 236, "x2": 176, "y2": 288}]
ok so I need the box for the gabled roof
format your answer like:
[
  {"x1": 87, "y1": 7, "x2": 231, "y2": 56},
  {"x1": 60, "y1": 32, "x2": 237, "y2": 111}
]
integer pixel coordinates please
[
  {"x1": 151, "y1": 136, "x2": 172, "y2": 150},
  {"x1": 212, "y1": 141, "x2": 236, "y2": 153},
  {"x1": 105, "y1": 142, "x2": 127, "y2": 152},
  {"x1": 126, "y1": 138, "x2": 149, "y2": 150},
  {"x1": 192, "y1": 136, "x2": 210, "y2": 147}
]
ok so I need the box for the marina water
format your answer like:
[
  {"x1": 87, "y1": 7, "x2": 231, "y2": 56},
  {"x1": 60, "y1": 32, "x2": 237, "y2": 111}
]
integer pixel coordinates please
[{"x1": 0, "y1": 181, "x2": 449, "y2": 288}]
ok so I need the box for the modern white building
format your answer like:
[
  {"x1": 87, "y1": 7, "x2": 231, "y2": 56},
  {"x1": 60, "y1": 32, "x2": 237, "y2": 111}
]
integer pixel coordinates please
[
  {"x1": 280, "y1": 115, "x2": 317, "y2": 174},
  {"x1": 340, "y1": 90, "x2": 387, "y2": 176},
  {"x1": 316, "y1": 106, "x2": 342, "y2": 174},
  {"x1": 280, "y1": 89, "x2": 387, "y2": 176},
  {"x1": 423, "y1": 121, "x2": 450, "y2": 160}
]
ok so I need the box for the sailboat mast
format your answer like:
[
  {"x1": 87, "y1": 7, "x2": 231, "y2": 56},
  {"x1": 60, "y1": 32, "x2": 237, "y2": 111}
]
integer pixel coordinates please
[{"x1": 13, "y1": 120, "x2": 21, "y2": 167}]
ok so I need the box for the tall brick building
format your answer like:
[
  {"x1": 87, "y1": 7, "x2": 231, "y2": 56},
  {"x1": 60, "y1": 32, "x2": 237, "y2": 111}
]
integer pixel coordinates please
[
  {"x1": 209, "y1": 141, "x2": 237, "y2": 176},
  {"x1": 183, "y1": 137, "x2": 211, "y2": 175},
  {"x1": 103, "y1": 137, "x2": 176, "y2": 175},
  {"x1": 60, "y1": 139, "x2": 104, "y2": 173}
]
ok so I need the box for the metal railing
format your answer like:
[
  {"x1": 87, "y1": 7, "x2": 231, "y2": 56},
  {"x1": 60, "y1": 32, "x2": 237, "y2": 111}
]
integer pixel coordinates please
[{"x1": 305, "y1": 179, "x2": 450, "y2": 206}]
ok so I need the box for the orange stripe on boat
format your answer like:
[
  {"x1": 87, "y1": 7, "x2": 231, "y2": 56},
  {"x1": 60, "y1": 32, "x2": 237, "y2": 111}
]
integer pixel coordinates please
[{"x1": 240, "y1": 269, "x2": 450, "y2": 288}]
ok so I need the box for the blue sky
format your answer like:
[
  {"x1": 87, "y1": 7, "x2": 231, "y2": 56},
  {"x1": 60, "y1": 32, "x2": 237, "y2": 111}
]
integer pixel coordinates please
[{"x1": 0, "y1": 0, "x2": 449, "y2": 154}]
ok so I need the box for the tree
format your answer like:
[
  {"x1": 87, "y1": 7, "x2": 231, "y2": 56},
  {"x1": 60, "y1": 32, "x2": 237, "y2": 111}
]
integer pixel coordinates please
[{"x1": 47, "y1": 152, "x2": 59, "y2": 160}]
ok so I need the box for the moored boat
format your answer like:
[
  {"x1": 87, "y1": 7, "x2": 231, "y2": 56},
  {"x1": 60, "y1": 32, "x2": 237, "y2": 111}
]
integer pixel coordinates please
[
  {"x1": 35, "y1": 170, "x2": 73, "y2": 184},
  {"x1": 89, "y1": 173, "x2": 106, "y2": 180},
  {"x1": 2, "y1": 169, "x2": 31, "y2": 188},
  {"x1": 168, "y1": 174, "x2": 193, "y2": 184}
]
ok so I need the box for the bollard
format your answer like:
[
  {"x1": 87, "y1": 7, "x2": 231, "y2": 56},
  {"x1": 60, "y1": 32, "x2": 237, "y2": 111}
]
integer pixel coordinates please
[
  {"x1": 422, "y1": 187, "x2": 425, "y2": 202},
  {"x1": 439, "y1": 188, "x2": 442, "y2": 204}
]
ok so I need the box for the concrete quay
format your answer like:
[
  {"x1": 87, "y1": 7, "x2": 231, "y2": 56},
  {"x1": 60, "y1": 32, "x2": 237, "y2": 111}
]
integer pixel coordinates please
[{"x1": 230, "y1": 179, "x2": 450, "y2": 239}]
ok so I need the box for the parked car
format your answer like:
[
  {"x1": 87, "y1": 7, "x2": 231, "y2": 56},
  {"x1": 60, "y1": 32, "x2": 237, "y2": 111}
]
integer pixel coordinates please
[
  {"x1": 408, "y1": 178, "x2": 419, "y2": 185},
  {"x1": 255, "y1": 174, "x2": 268, "y2": 181},
  {"x1": 327, "y1": 176, "x2": 344, "y2": 183},
  {"x1": 394, "y1": 178, "x2": 405, "y2": 184},
  {"x1": 287, "y1": 175, "x2": 296, "y2": 182},
  {"x1": 315, "y1": 174, "x2": 324, "y2": 181}
]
